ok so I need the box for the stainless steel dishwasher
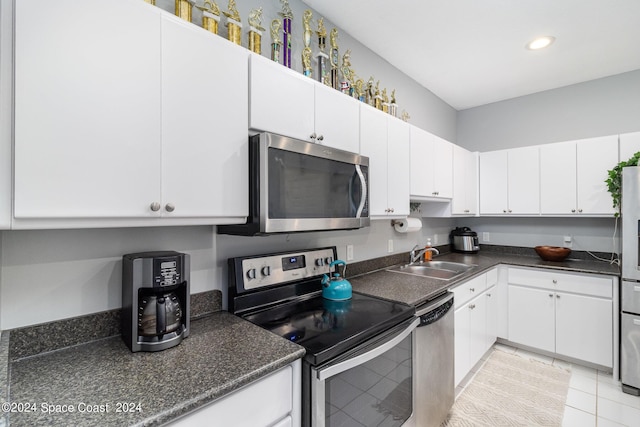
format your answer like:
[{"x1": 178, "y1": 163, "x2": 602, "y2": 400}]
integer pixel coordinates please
[{"x1": 414, "y1": 292, "x2": 455, "y2": 427}]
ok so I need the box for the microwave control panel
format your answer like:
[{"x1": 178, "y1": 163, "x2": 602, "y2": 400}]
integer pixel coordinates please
[{"x1": 241, "y1": 248, "x2": 335, "y2": 290}]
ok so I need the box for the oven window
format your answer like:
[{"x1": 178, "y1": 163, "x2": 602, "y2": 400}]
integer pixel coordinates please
[
  {"x1": 325, "y1": 334, "x2": 412, "y2": 427},
  {"x1": 268, "y1": 148, "x2": 367, "y2": 219}
]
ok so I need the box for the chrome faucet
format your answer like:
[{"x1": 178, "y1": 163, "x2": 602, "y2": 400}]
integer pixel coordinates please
[{"x1": 409, "y1": 244, "x2": 440, "y2": 264}]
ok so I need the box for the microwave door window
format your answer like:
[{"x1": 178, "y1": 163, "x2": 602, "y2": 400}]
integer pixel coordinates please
[{"x1": 268, "y1": 149, "x2": 360, "y2": 219}]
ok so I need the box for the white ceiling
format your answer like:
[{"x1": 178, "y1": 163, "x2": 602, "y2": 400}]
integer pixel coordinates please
[{"x1": 301, "y1": 0, "x2": 640, "y2": 110}]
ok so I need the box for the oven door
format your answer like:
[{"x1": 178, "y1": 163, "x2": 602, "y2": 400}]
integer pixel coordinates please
[{"x1": 307, "y1": 317, "x2": 419, "y2": 427}]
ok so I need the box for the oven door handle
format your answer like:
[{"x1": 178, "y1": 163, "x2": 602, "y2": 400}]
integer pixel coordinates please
[{"x1": 316, "y1": 317, "x2": 419, "y2": 381}]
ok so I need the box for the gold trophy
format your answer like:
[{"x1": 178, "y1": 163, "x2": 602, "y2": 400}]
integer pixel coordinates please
[
  {"x1": 248, "y1": 8, "x2": 265, "y2": 54},
  {"x1": 197, "y1": 0, "x2": 221, "y2": 34},
  {"x1": 329, "y1": 28, "x2": 340, "y2": 90},
  {"x1": 365, "y1": 76, "x2": 375, "y2": 106},
  {"x1": 340, "y1": 49, "x2": 354, "y2": 95},
  {"x1": 302, "y1": 10, "x2": 313, "y2": 77},
  {"x1": 223, "y1": 0, "x2": 242, "y2": 46},
  {"x1": 270, "y1": 20, "x2": 282, "y2": 63},
  {"x1": 175, "y1": 0, "x2": 194, "y2": 22},
  {"x1": 354, "y1": 78, "x2": 365, "y2": 102},
  {"x1": 401, "y1": 110, "x2": 411, "y2": 122},
  {"x1": 374, "y1": 81, "x2": 383, "y2": 110},
  {"x1": 279, "y1": 0, "x2": 293, "y2": 68},
  {"x1": 316, "y1": 18, "x2": 329, "y2": 84},
  {"x1": 382, "y1": 88, "x2": 390, "y2": 113},
  {"x1": 389, "y1": 90, "x2": 398, "y2": 117}
]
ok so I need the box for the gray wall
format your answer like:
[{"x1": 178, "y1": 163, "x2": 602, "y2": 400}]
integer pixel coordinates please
[{"x1": 457, "y1": 69, "x2": 640, "y2": 152}]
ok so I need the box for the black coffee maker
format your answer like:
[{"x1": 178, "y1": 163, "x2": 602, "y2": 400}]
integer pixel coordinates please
[{"x1": 122, "y1": 251, "x2": 190, "y2": 352}]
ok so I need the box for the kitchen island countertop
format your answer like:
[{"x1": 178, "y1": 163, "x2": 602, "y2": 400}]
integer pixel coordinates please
[
  {"x1": 349, "y1": 251, "x2": 620, "y2": 307},
  {"x1": 3, "y1": 311, "x2": 304, "y2": 427}
]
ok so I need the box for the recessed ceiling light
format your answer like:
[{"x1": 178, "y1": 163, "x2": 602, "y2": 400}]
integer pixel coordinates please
[{"x1": 526, "y1": 36, "x2": 556, "y2": 50}]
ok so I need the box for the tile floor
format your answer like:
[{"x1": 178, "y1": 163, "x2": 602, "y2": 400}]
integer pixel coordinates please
[{"x1": 459, "y1": 343, "x2": 640, "y2": 427}]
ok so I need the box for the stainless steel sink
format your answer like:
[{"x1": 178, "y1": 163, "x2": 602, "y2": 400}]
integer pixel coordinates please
[{"x1": 387, "y1": 261, "x2": 476, "y2": 280}]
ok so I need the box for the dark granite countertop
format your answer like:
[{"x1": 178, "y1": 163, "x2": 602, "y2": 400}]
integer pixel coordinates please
[
  {"x1": 4, "y1": 312, "x2": 304, "y2": 427},
  {"x1": 350, "y1": 251, "x2": 620, "y2": 307}
]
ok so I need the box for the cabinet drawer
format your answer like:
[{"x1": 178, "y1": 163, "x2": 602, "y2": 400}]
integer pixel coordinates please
[
  {"x1": 486, "y1": 267, "x2": 498, "y2": 287},
  {"x1": 508, "y1": 267, "x2": 612, "y2": 298},
  {"x1": 451, "y1": 274, "x2": 486, "y2": 308},
  {"x1": 622, "y1": 281, "x2": 640, "y2": 313}
]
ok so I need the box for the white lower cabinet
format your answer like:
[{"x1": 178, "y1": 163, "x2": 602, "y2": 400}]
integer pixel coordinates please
[
  {"x1": 452, "y1": 269, "x2": 498, "y2": 386},
  {"x1": 168, "y1": 360, "x2": 300, "y2": 427},
  {"x1": 507, "y1": 267, "x2": 614, "y2": 367}
]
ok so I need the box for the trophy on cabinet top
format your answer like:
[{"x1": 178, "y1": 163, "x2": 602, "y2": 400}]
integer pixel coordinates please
[
  {"x1": 223, "y1": 0, "x2": 242, "y2": 46},
  {"x1": 401, "y1": 110, "x2": 411, "y2": 122},
  {"x1": 329, "y1": 28, "x2": 340, "y2": 90},
  {"x1": 270, "y1": 19, "x2": 282, "y2": 63},
  {"x1": 144, "y1": 0, "x2": 156, "y2": 5},
  {"x1": 365, "y1": 76, "x2": 375, "y2": 106},
  {"x1": 248, "y1": 7, "x2": 265, "y2": 54},
  {"x1": 382, "y1": 88, "x2": 390, "y2": 114},
  {"x1": 279, "y1": 0, "x2": 293, "y2": 68},
  {"x1": 374, "y1": 81, "x2": 383, "y2": 110},
  {"x1": 302, "y1": 10, "x2": 313, "y2": 77},
  {"x1": 354, "y1": 78, "x2": 365, "y2": 102},
  {"x1": 389, "y1": 89, "x2": 398, "y2": 117},
  {"x1": 340, "y1": 49, "x2": 354, "y2": 95},
  {"x1": 316, "y1": 17, "x2": 329, "y2": 84},
  {"x1": 197, "y1": 0, "x2": 221, "y2": 35},
  {"x1": 175, "y1": 0, "x2": 194, "y2": 22}
]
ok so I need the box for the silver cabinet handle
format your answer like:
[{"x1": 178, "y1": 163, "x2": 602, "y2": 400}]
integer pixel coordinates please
[
  {"x1": 556, "y1": 294, "x2": 560, "y2": 298},
  {"x1": 578, "y1": 208, "x2": 583, "y2": 213},
  {"x1": 165, "y1": 203, "x2": 175, "y2": 212},
  {"x1": 571, "y1": 209, "x2": 576, "y2": 213},
  {"x1": 317, "y1": 135, "x2": 324, "y2": 141},
  {"x1": 503, "y1": 209, "x2": 507, "y2": 213},
  {"x1": 508, "y1": 209, "x2": 513, "y2": 213},
  {"x1": 150, "y1": 202, "x2": 161, "y2": 212},
  {"x1": 310, "y1": 132, "x2": 317, "y2": 140},
  {"x1": 469, "y1": 304, "x2": 476, "y2": 309},
  {"x1": 486, "y1": 293, "x2": 492, "y2": 297},
  {"x1": 552, "y1": 279, "x2": 557, "y2": 284},
  {"x1": 469, "y1": 287, "x2": 475, "y2": 292},
  {"x1": 549, "y1": 293, "x2": 554, "y2": 297}
]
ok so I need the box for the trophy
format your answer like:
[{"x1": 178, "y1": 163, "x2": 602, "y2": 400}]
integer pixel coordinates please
[
  {"x1": 354, "y1": 78, "x2": 365, "y2": 102},
  {"x1": 316, "y1": 18, "x2": 329, "y2": 84},
  {"x1": 365, "y1": 76, "x2": 375, "y2": 106},
  {"x1": 329, "y1": 28, "x2": 340, "y2": 90},
  {"x1": 302, "y1": 10, "x2": 313, "y2": 77},
  {"x1": 248, "y1": 8, "x2": 265, "y2": 54},
  {"x1": 340, "y1": 50, "x2": 354, "y2": 95},
  {"x1": 382, "y1": 88, "x2": 389, "y2": 114},
  {"x1": 175, "y1": 0, "x2": 194, "y2": 22},
  {"x1": 144, "y1": 0, "x2": 156, "y2": 5},
  {"x1": 389, "y1": 90, "x2": 398, "y2": 117},
  {"x1": 270, "y1": 20, "x2": 282, "y2": 63},
  {"x1": 401, "y1": 110, "x2": 411, "y2": 122},
  {"x1": 374, "y1": 81, "x2": 383, "y2": 110},
  {"x1": 279, "y1": 0, "x2": 293, "y2": 68},
  {"x1": 223, "y1": 0, "x2": 242, "y2": 46},
  {"x1": 197, "y1": 0, "x2": 220, "y2": 35}
]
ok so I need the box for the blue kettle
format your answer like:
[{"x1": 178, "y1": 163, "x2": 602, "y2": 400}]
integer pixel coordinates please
[{"x1": 321, "y1": 260, "x2": 352, "y2": 301}]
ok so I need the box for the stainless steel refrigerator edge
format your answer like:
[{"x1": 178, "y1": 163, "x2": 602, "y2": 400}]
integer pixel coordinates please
[{"x1": 621, "y1": 166, "x2": 640, "y2": 395}]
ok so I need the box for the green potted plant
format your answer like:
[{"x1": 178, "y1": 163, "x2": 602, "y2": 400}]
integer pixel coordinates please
[{"x1": 606, "y1": 151, "x2": 640, "y2": 216}]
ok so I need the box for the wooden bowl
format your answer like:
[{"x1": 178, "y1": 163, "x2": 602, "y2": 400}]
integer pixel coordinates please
[{"x1": 534, "y1": 246, "x2": 571, "y2": 262}]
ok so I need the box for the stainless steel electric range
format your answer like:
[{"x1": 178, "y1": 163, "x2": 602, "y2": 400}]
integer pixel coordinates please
[{"x1": 228, "y1": 247, "x2": 417, "y2": 427}]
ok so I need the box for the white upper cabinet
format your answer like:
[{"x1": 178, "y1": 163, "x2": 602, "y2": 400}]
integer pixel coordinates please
[
  {"x1": 479, "y1": 146, "x2": 539, "y2": 215},
  {"x1": 360, "y1": 105, "x2": 410, "y2": 217},
  {"x1": 452, "y1": 145, "x2": 477, "y2": 215},
  {"x1": 540, "y1": 135, "x2": 618, "y2": 215},
  {"x1": 13, "y1": 0, "x2": 248, "y2": 227},
  {"x1": 619, "y1": 131, "x2": 640, "y2": 162},
  {"x1": 249, "y1": 54, "x2": 360, "y2": 153},
  {"x1": 410, "y1": 126, "x2": 453, "y2": 200},
  {"x1": 161, "y1": 15, "x2": 248, "y2": 219},
  {"x1": 14, "y1": 0, "x2": 162, "y2": 220}
]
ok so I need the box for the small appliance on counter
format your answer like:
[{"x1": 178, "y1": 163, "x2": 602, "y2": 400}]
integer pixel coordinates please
[
  {"x1": 450, "y1": 226, "x2": 480, "y2": 253},
  {"x1": 121, "y1": 251, "x2": 190, "y2": 352},
  {"x1": 321, "y1": 260, "x2": 352, "y2": 301}
]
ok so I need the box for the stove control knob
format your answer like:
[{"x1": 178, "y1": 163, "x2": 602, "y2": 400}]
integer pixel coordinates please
[
  {"x1": 261, "y1": 266, "x2": 271, "y2": 277},
  {"x1": 246, "y1": 268, "x2": 257, "y2": 280},
  {"x1": 325, "y1": 256, "x2": 333, "y2": 265},
  {"x1": 315, "y1": 258, "x2": 324, "y2": 267}
]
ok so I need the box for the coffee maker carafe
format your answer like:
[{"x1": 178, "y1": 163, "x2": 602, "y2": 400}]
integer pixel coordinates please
[{"x1": 122, "y1": 251, "x2": 190, "y2": 352}]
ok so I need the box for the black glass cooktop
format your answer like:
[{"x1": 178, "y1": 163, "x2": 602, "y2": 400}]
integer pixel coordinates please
[{"x1": 242, "y1": 292, "x2": 415, "y2": 365}]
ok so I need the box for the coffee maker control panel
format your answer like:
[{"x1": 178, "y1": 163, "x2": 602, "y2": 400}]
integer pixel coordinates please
[{"x1": 154, "y1": 257, "x2": 182, "y2": 287}]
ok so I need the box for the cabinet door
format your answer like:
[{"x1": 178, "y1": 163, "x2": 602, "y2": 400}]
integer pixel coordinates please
[
  {"x1": 410, "y1": 126, "x2": 434, "y2": 198},
  {"x1": 249, "y1": 54, "x2": 314, "y2": 142},
  {"x1": 452, "y1": 145, "x2": 477, "y2": 215},
  {"x1": 387, "y1": 117, "x2": 410, "y2": 216},
  {"x1": 508, "y1": 285, "x2": 555, "y2": 352},
  {"x1": 479, "y1": 150, "x2": 508, "y2": 214},
  {"x1": 433, "y1": 136, "x2": 454, "y2": 198},
  {"x1": 576, "y1": 135, "x2": 618, "y2": 215},
  {"x1": 620, "y1": 132, "x2": 640, "y2": 162},
  {"x1": 14, "y1": 0, "x2": 162, "y2": 218},
  {"x1": 484, "y1": 285, "x2": 498, "y2": 353},
  {"x1": 454, "y1": 304, "x2": 471, "y2": 387},
  {"x1": 540, "y1": 141, "x2": 577, "y2": 214},
  {"x1": 360, "y1": 105, "x2": 389, "y2": 216},
  {"x1": 161, "y1": 16, "x2": 248, "y2": 218},
  {"x1": 508, "y1": 146, "x2": 540, "y2": 214},
  {"x1": 555, "y1": 292, "x2": 613, "y2": 367},
  {"x1": 468, "y1": 293, "x2": 488, "y2": 367},
  {"x1": 314, "y1": 84, "x2": 360, "y2": 153}
]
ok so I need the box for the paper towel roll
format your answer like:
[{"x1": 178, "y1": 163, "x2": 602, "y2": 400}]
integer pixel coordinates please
[{"x1": 393, "y1": 217, "x2": 422, "y2": 233}]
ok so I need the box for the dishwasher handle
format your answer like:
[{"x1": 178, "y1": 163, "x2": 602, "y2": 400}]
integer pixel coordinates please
[{"x1": 418, "y1": 293, "x2": 454, "y2": 327}]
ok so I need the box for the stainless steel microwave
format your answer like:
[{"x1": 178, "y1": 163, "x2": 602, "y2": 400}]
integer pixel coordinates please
[{"x1": 218, "y1": 132, "x2": 369, "y2": 235}]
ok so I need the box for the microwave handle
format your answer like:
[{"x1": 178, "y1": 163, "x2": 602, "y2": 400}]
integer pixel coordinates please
[
  {"x1": 315, "y1": 317, "x2": 418, "y2": 381},
  {"x1": 355, "y1": 165, "x2": 367, "y2": 218}
]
